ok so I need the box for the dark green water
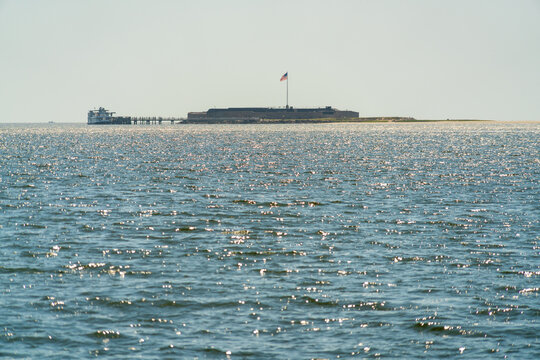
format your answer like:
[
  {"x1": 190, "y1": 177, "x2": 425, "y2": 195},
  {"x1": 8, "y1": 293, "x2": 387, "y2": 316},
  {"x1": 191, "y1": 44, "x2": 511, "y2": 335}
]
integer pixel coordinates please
[{"x1": 1, "y1": 122, "x2": 538, "y2": 358}]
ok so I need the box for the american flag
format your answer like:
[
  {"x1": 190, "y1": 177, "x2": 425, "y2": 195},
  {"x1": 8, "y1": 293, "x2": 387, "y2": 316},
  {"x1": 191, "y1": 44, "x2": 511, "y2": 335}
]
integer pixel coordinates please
[{"x1": 280, "y1": 72, "x2": 288, "y2": 81}]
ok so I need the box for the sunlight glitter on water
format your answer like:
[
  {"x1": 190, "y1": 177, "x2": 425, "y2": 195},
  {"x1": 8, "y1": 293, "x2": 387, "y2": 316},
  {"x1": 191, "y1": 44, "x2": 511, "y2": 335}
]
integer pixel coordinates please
[{"x1": 0, "y1": 122, "x2": 539, "y2": 358}]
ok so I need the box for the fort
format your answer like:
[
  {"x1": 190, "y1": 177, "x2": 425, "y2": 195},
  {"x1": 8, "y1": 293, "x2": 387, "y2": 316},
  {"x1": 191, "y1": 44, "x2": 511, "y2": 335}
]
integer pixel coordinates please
[{"x1": 186, "y1": 106, "x2": 359, "y2": 123}]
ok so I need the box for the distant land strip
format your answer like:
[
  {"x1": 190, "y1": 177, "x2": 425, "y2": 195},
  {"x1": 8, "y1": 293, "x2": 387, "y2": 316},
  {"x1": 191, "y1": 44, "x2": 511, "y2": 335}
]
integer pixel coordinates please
[
  {"x1": 183, "y1": 117, "x2": 489, "y2": 124},
  {"x1": 88, "y1": 107, "x2": 490, "y2": 125}
]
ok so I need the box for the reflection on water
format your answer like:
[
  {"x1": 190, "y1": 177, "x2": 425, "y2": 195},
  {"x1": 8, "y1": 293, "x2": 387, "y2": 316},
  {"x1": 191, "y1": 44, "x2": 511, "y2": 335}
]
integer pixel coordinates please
[{"x1": 1, "y1": 122, "x2": 539, "y2": 358}]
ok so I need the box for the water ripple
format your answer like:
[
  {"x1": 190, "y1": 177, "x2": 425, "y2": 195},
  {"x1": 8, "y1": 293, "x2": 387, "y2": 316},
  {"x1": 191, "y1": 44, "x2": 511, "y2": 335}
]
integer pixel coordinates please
[{"x1": 1, "y1": 122, "x2": 539, "y2": 358}]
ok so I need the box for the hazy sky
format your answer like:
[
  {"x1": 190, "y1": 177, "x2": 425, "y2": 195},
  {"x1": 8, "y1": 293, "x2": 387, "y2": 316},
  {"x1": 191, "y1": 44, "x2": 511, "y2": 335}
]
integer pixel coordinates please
[{"x1": 1, "y1": 0, "x2": 539, "y2": 122}]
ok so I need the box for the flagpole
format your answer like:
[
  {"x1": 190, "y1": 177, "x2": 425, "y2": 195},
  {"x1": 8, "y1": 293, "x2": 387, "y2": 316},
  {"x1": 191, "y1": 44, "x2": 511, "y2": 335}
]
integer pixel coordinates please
[{"x1": 281, "y1": 72, "x2": 289, "y2": 109}]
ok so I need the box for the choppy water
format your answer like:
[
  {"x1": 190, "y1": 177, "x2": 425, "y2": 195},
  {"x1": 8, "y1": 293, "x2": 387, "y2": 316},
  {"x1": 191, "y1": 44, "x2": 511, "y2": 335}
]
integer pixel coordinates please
[{"x1": 0, "y1": 122, "x2": 539, "y2": 359}]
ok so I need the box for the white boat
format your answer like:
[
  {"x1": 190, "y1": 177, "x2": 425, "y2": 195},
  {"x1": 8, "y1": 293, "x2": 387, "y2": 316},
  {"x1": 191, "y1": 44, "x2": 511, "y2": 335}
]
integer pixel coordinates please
[{"x1": 87, "y1": 107, "x2": 130, "y2": 125}]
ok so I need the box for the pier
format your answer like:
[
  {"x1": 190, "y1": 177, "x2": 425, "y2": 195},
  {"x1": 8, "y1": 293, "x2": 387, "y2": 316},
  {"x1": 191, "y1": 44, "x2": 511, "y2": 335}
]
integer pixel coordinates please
[
  {"x1": 130, "y1": 117, "x2": 186, "y2": 125},
  {"x1": 88, "y1": 108, "x2": 185, "y2": 125}
]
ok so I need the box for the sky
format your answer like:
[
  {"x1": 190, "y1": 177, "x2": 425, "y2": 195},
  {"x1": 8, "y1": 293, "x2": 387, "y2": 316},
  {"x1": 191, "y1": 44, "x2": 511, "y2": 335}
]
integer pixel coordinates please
[{"x1": 1, "y1": 0, "x2": 539, "y2": 122}]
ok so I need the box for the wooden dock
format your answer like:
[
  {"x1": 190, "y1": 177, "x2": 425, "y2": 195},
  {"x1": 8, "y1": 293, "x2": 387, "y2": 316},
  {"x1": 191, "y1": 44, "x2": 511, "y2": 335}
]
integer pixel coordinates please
[{"x1": 128, "y1": 117, "x2": 186, "y2": 125}]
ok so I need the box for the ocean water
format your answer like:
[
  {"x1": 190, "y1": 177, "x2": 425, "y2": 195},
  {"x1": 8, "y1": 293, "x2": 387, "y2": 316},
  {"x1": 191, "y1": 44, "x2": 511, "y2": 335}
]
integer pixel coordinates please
[{"x1": 0, "y1": 122, "x2": 538, "y2": 359}]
